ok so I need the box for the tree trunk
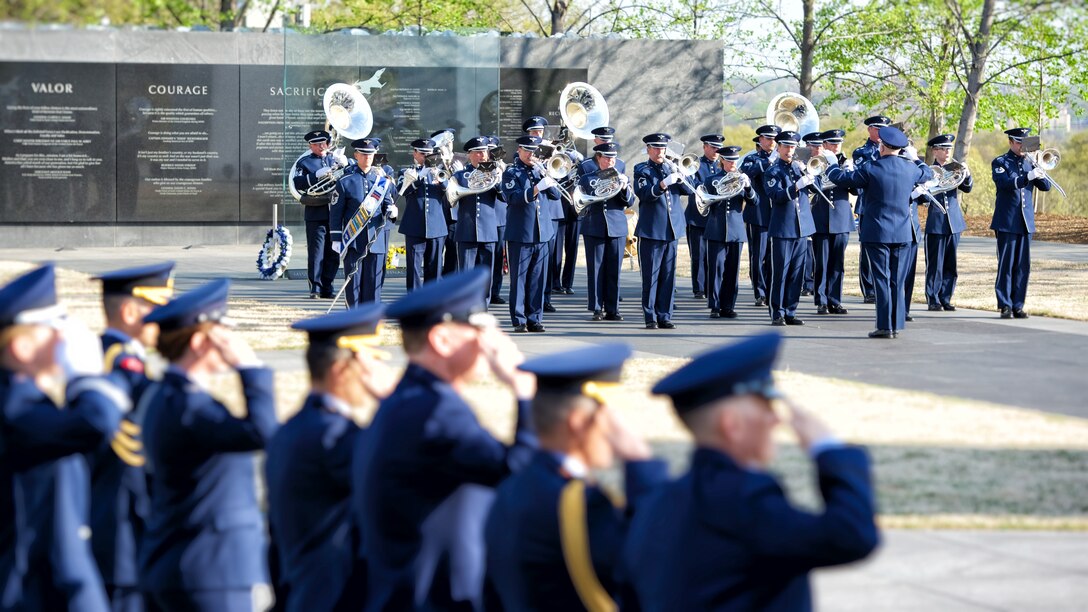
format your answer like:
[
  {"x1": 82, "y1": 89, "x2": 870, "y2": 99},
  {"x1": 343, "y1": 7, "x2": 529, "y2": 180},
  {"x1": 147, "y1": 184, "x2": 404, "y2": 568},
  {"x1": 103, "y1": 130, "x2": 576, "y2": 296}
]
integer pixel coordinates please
[
  {"x1": 220, "y1": 0, "x2": 233, "y2": 31},
  {"x1": 551, "y1": 0, "x2": 568, "y2": 35},
  {"x1": 799, "y1": 0, "x2": 816, "y2": 97},
  {"x1": 954, "y1": 0, "x2": 996, "y2": 160}
]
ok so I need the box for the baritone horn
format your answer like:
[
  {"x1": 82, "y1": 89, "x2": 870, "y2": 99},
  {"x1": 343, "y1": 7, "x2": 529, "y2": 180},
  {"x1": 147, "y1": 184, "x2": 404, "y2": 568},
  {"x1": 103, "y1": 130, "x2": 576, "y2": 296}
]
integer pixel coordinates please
[
  {"x1": 445, "y1": 162, "x2": 502, "y2": 205},
  {"x1": 572, "y1": 168, "x2": 625, "y2": 216},
  {"x1": 694, "y1": 172, "x2": 746, "y2": 215},
  {"x1": 766, "y1": 92, "x2": 819, "y2": 136}
]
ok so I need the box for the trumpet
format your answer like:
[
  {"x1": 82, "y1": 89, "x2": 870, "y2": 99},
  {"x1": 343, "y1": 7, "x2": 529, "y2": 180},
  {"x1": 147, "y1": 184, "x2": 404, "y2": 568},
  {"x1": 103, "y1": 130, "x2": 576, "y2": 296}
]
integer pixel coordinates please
[
  {"x1": 572, "y1": 168, "x2": 626, "y2": 216},
  {"x1": 694, "y1": 172, "x2": 747, "y2": 215}
]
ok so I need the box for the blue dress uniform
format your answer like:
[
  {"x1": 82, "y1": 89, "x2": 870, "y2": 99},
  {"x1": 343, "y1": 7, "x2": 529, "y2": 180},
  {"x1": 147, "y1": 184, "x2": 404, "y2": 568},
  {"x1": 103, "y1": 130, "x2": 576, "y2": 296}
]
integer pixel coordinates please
[
  {"x1": 398, "y1": 138, "x2": 449, "y2": 292},
  {"x1": 991, "y1": 128, "x2": 1052, "y2": 318},
  {"x1": 553, "y1": 150, "x2": 585, "y2": 295},
  {"x1": 139, "y1": 280, "x2": 278, "y2": 611},
  {"x1": 484, "y1": 344, "x2": 669, "y2": 611},
  {"x1": 544, "y1": 170, "x2": 567, "y2": 310},
  {"x1": 265, "y1": 305, "x2": 384, "y2": 612},
  {"x1": 453, "y1": 138, "x2": 507, "y2": 305},
  {"x1": 331, "y1": 138, "x2": 397, "y2": 307},
  {"x1": 432, "y1": 129, "x2": 462, "y2": 277},
  {"x1": 293, "y1": 130, "x2": 342, "y2": 298},
  {"x1": 827, "y1": 126, "x2": 933, "y2": 337},
  {"x1": 355, "y1": 269, "x2": 538, "y2": 611},
  {"x1": 923, "y1": 135, "x2": 973, "y2": 310},
  {"x1": 580, "y1": 143, "x2": 635, "y2": 321},
  {"x1": 764, "y1": 132, "x2": 817, "y2": 325},
  {"x1": 852, "y1": 116, "x2": 889, "y2": 302},
  {"x1": 685, "y1": 135, "x2": 724, "y2": 299},
  {"x1": 89, "y1": 263, "x2": 176, "y2": 612},
  {"x1": 488, "y1": 137, "x2": 509, "y2": 305},
  {"x1": 623, "y1": 333, "x2": 880, "y2": 611},
  {"x1": 501, "y1": 138, "x2": 559, "y2": 332},
  {"x1": 0, "y1": 265, "x2": 127, "y2": 612},
  {"x1": 703, "y1": 147, "x2": 753, "y2": 318},
  {"x1": 740, "y1": 124, "x2": 780, "y2": 305},
  {"x1": 811, "y1": 130, "x2": 854, "y2": 315},
  {"x1": 635, "y1": 133, "x2": 693, "y2": 329}
]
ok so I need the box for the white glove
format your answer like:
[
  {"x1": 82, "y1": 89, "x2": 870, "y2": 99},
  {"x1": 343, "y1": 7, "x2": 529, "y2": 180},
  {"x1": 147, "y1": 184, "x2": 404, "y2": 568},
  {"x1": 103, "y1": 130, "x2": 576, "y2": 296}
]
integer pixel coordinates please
[
  {"x1": 911, "y1": 185, "x2": 927, "y2": 200},
  {"x1": 315, "y1": 166, "x2": 332, "y2": 178},
  {"x1": 768, "y1": 150, "x2": 779, "y2": 164},
  {"x1": 904, "y1": 146, "x2": 919, "y2": 161},
  {"x1": 618, "y1": 174, "x2": 630, "y2": 188},
  {"x1": 536, "y1": 175, "x2": 557, "y2": 191},
  {"x1": 843, "y1": 158, "x2": 855, "y2": 171},
  {"x1": 820, "y1": 150, "x2": 838, "y2": 165},
  {"x1": 961, "y1": 164, "x2": 971, "y2": 177},
  {"x1": 402, "y1": 169, "x2": 419, "y2": 184},
  {"x1": 331, "y1": 241, "x2": 342, "y2": 254},
  {"x1": 55, "y1": 318, "x2": 104, "y2": 378},
  {"x1": 740, "y1": 173, "x2": 752, "y2": 187},
  {"x1": 666, "y1": 172, "x2": 685, "y2": 186},
  {"x1": 796, "y1": 174, "x2": 815, "y2": 189},
  {"x1": 387, "y1": 204, "x2": 399, "y2": 219},
  {"x1": 332, "y1": 152, "x2": 349, "y2": 167},
  {"x1": 1027, "y1": 168, "x2": 1045, "y2": 181}
]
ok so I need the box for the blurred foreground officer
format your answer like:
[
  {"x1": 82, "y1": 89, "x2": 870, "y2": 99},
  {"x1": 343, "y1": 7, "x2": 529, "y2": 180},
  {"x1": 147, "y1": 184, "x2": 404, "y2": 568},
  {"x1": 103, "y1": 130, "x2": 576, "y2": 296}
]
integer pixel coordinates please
[
  {"x1": 852, "y1": 116, "x2": 890, "y2": 303},
  {"x1": 623, "y1": 333, "x2": 879, "y2": 611},
  {"x1": 991, "y1": 127, "x2": 1052, "y2": 319},
  {"x1": 484, "y1": 344, "x2": 667, "y2": 611},
  {"x1": 90, "y1": 262, "x2": 175, "y2": 612},
  {"x1": 399, "y1": 138, "x2": 449, "y2": 291},
  {"x1": 0, "y1": 265, "x2": 127, "y2": 611},
  {"x1": 140, "y1": 280, "x2": 277, "y2": 612},
  {"x1": 923, "y1": 134, "x2": 972, "y2": 311},
  {"x1": 293, "y1": 130, "x2": 347, "y2": 299},
  {"x1": 355, "y1": 268, "x2": 538, "y2": 611},
  {"x1": 812, "y1": 130, "x2": 853, "y2": 315},
  {"x1": 685, "y1": 134, "x2": 723, "y2": 300},
  {"x1": 704, "y1": 146, "x2": 753, "y2": 319},
  {"x1": 266, "y1": 305, "x2": 394, "y2": 612},
  {"x1": 826, "y1": 126, "x2": 932, "y2": 338},
  {"x1": 580, "y1": 142, "x2": 634, "y2": 322},
  {"x1": 740, "y1": 124, "x2": 780, "y2": 306},
  {"x1": 764, "y1": 131, "x2": 816, "y2": 326}
]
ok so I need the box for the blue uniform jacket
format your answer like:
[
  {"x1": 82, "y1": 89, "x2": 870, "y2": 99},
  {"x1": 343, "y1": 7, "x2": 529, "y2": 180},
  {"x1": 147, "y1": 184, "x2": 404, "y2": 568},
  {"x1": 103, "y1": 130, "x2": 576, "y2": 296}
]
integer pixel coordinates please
[
  {"x1": 501, "y1": 158, "x2": 559, "y2": 244},
  {"x1": 578, "y1": 169, "x2": 635, "y2": 239},
  {"x1": 990, "y1": 151, "x2": 1051, "y2": 234},
  {"x1": 397, "y1": 166, "x2": 450, "y2": 240},
  {"x1": 622, "y1": 447, "x2": 879, "y2": 612},
  {"x1": 740, "y1": 149, "x2": 775, "y2": 227},
  {"x1": 332, "y1": 168, "x2": 396, "y2": 255},
  {"x1": 266, "y1": 393, "x2": 361, "y2": 612},
  {"x1": 827, "y1": 156, "x2": 932, "y2": 244},
  {"x1": 354, "y1": 363, "x2": 538, "y2": 611},
  {"x1": 293, "y1": 152, "x2": 337, "y2": 222},
  {"x1": 452, "y1": 165, "x2": 507, "y2": 243},
  {"x1": 484, "y1": 451, "x2": 669, "y2": 611},
  {"x1": 924, "y1": 172, "x2": 972, "y2": 235},
  {"x1": 139, "y1": 367, "x2": 277, "y2": 591},
  {"x1": 765, "y1": 160, "x2": 817, "y2": 239},
  {"x1": 685, "y1": 156, "x2": 718, "y2": 229},
  {"x1": 813, "y1": 164, "x2": 856, "y2": 234},
  {"x1": 634, "y1": 160, "x2": 692, "y2": 242},
  {"x1": 703, "y1": 172, "x2": 753, "y2": 243},
  {"x1": 851, "y1": 140, "x2": 881, "y2": 216}
]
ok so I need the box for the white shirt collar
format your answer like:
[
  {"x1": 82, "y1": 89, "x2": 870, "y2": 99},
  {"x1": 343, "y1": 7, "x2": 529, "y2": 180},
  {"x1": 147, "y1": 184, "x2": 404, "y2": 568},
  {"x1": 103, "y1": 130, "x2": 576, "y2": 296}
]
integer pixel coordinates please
[
  {"x1": 551, "y1": 451, "x2": 589, "y2": 479},
  {"x1": 322, "y1": 393, "x2": 356, "y2": 418}
]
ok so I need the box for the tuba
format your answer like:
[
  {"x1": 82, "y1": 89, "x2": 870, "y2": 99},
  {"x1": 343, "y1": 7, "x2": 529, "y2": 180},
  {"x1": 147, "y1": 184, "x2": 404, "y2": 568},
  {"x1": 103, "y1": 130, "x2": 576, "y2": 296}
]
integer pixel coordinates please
[
  {"x1": 694, "y1": 172, "x2": 746, "y2": 215},
  {"x1": 445, "y1": 162, "x2": 502, "y2": 205},
  {"x1": 766, "y1": 92, "x2": 819, "y2": 136},
  {"x1": 572, "y1": 168, "x2": 625, "y2": 216}
]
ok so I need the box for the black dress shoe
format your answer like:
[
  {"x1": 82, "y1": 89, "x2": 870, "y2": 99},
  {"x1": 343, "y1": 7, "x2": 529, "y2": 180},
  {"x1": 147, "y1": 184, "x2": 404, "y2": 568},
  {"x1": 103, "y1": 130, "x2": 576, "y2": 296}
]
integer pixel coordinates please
[
  {"x1": 709, "y1": 310, "x2": 721, "y2": 319},
  {"x1": 1013, "y1": 309, "x2": 1029, "y2": 319},
  {"x1": 868, "y1": 329, "x2": 893, "y2": 338},
  {"x1": 563, "y1": 287, "x2": 574, "y2": 295},
  {"x1": 645, "y1": 322, "x2": 658, "y2": 329},
  {"x1": 543, "y1": 303, "x2": 557, "y2": 313},
  {"x1": 604, "y1": 313, "x2": 624, "y2": 321},
  {"x1": 722, "y1": 310, "x2": 738, "y2": 319},
  {"x1": 513, "y1": 324, "x2": 527, "y2": 333},
  {"x1": 942, "y1": 304, "x2": 956, "y2": 311},
  {"x1": 828, "y1": 304, "x2": 849, "y2": 315},
  {"x1": 816, "y1": 305, "x2": 829, "y2": 315},
  {"x1": 490, "y1": 297, "x2": 507, "y2": 305},
  {"x1": 754, "y1": 297, "x2": 767, "y2": 307},
  {"x1": 801, "y1": 289, "x2": 813, "y2": 297},
  {"x1": 892, "y1": 330, "x2": 899, "y2": 338},
  {"x1": 319, "y1": 293, "x2": 334, "y2": 299},
  {"x1": 309, "y1": 292, "x2": 319, "y2": 299},
  {"x1": 658, "y1": 321, "x2": 676, "y2": 329},
  {"x1": 905, "y1": 314, "x2": 914, "y2": 322},
  {"x1": 771, "y1": 317, "x2": 786, "y2": 326},
  {"x1": 928, "y1": 304, "x2": 942, "y2": 311},
  {"x1": 527, "y1": 323, "x2": 546, "y2": 332},
  {"x1": 784, "y1": 316, "x2": 805, "y2": 326},
  {"x1": 1000, "y1": 307, "x2": 1013, "y2": 319},
  {"x1": 694, "y1": 292, "x2": 705, "y2": 299},
  {"x1": 592, "y1": 310, "x2": 604, "y2": 321},
  {"x1": 863, "y1": 295, "x2": 877, "y2": 304}
]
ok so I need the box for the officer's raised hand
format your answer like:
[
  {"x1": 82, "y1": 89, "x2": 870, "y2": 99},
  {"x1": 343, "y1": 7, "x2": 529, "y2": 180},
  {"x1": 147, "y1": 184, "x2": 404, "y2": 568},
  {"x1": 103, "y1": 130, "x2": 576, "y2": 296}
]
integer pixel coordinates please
[
  {"x1": 478, "y1": 324, "x2": 535, "y2": 400},
  {"x1": 206, "y1": 327, "x2": 260, "y2": 369}
]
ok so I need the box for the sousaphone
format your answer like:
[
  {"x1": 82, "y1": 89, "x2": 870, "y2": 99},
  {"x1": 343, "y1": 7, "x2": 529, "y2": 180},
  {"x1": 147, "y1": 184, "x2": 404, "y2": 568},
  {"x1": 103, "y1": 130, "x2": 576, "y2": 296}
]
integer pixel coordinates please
[
  {"x1": 559, "y1": 82, "x2": 609, "y2": 142},
  {"x1": 766, "y1": 92, "x2": 819, "y2": 136},
  {"x1": 288, "y1": 82, "x2": 375, "y2": 201}
]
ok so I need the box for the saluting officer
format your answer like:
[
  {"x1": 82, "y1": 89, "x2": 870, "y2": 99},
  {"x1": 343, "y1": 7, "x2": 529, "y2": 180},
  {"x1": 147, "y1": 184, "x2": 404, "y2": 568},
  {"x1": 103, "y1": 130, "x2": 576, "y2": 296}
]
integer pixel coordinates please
[
  {"x1": 331, "y1": 137, "x2": 398, "y2": 307},
  {"x1": 265, "y1": 304, "x2": 393, "y2": 612},
  {"x1": 635, "y1": 133, "x2": 693, "y2": 329},
  {"x1": 452, "y1": 136, "x2": 507, "y2": 305},
  {"x1": 354, "y1": 269, "x2": 537, "y2": 611},
  {"x1": 398, "y1": 138, "x2": 449, "y2": 292},
  {"x1": 580, "y1": 142, "x2": 635, "y2": 322},
  {"x1": 623, "y1": 333, "x2": 879, "y2": 610},
  {"x1": 991, "y1": 127, "x2": 1052, "y2": 319},
  {"x1": 484, "y1": 344, "x2": 667, "y2": 611},
  {"x1": 1, "y1": 265, "x2": 127, "y2": 611},
  {"x1": 763, "y1": 131, "x2": 817, "y2": 326},
  {"x1": 488, "y1": 135, "x2": 510, "y2": 306},
  {"x1": 89, "y1": 262, "x2": 175, "y2": 612},
  {"x1": 703, "y1": 145, "x2": 754, "y2": 319},
  {"x1": 924, "y1": 134, "x2": 972, "y2": 311},
  {"x1": 852, "y1": 116, "x2": 890, "y2": 304},
  {"x1": 812, "y1": 129, "x2": 854, "y2": 315},
  {"x1": 140, "y1": 280, "x2": 277, "y2": 611},
  {"x1": 501, "y1": 135, "x2": 561, "y2": 333},
  {"x1": 294, "y1": 130, "x2": 348, "y2": 299},
  {"x1": 740, "y1": 124, "x2": 780, "y2": 307},
  {"x1": 825, "y1": 126, "x2": 933, "y2": 338},
  {"x1": 685, "y1": 134, "x2": 723, "y2": 300}
]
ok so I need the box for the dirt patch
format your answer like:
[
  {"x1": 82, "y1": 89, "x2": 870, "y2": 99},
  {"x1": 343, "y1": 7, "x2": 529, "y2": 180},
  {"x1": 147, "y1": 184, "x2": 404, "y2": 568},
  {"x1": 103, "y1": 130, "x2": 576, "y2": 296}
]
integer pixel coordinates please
[{"x1": 962, "y1": 212, "x2": 1088, "y2": 244}]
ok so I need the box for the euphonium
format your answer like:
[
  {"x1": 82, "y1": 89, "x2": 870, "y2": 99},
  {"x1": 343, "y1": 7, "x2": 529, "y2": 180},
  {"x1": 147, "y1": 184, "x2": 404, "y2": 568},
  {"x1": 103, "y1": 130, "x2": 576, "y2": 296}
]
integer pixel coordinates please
[
  {"x1": 445, "y1": 162, "x2": 502, "y2": 205},
  {"x1": 572, "y1": 168, "x2": 625, "y2": 216},
  {"x1": 926, "y1": 159, "x2": 968, "y2": 195},
  {"x1": 694, "y1": 172, "x2": 746, "y2": 215}
]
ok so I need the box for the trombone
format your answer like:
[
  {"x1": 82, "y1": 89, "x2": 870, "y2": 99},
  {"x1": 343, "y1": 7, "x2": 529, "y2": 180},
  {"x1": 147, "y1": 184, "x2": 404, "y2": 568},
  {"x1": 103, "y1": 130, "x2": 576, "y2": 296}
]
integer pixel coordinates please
[{"x1": 1025, "y1": 147, "x2": 1067, "y2": 198}]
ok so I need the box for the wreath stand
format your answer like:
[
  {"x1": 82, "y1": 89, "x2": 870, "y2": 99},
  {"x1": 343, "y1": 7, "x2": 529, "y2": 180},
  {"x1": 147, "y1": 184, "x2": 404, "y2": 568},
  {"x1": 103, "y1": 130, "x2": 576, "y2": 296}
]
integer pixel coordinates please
[{"x1": 257, "y1": 205, "x2": 293, "y2": 280}]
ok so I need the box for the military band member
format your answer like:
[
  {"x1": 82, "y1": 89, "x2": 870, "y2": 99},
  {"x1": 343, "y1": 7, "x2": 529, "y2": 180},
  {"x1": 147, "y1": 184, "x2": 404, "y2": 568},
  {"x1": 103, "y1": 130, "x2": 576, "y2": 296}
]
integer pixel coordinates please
[
  {"x1": 502, "y1": 135, "x2": 561, "y2": 333},
  {"x1": 740, "y1": 124, "x2": 780, "y2": 306},
  {"x1": 635, "y1": 133, "x2": 693, "y2": 329},
  {"x1": 553, "y1": 134, "x2": 584, "y2": 298},
  {"x1": 1, "y1": 265, "x2": 127, "y2": 611},
  {"x1": 331, "y1": 137, "x2": 398, "y2": 307},
  {"x1": 624, "y1": 333, "x2": 879, "y2": 610},
  {"x1": 581, "y1": 142, "x2": 634, "y2": 322},
  {"x1": 452, "y1": 136, "x2": 507, "y2": 306},
  {"x1": 433, "y1": 128, "x2": 463, "y2": 276},
  {"x1": 521, "y1": 117, "x2": 563, "y2": 312},
  {"x1": 812, "y1": 129, "x2": 853, "y2": 315},
  {"x1": 488, "y1": 135, "x2": 510, "y2": 305},
  {"x1": 90, "y1": 262, "x2": 175, "y2": 612},
  {"x1": 853, "y1": 116, "x2": 890, "y2": 304},
  {"x1": 139, "y1": 279, "x2": 277, "y2": 611},
  {"x1": 826, "y1": 126, "x2": 933, "y2": 338},
  {"x1": 398, "y1": 138, "x2": 449, "y2": 292},
  {"x1": 266, "y1": 304, "x2": 393, "y2": 612},
  {"x1": 801, "y1": 132, "x2": 824, "y2": 298},
  {"x1": 685, "y1": 134, "x2": 723, "y2": 300},
  {"x1": 293, "y1": 130, "x2": 347, "y2": 299},
  {"x1": 355, "y1": 269, "x2": 537, "y2": 611},
  {"x1": 484, "y1": 344, "x2": 667, "y2": 611},
  {"x1": 923, "y1": 134, "x2": 972, "y2": 311},
  {"x1": 764, "y1": 131, "x2": 817, "y2": 326},
  {"x1": 703, "y1": 146, "x2": 753, "y2": 319},
  {"x1": 579, "y1": 126, "x2": 627, "y2": 175},
  {"x1": 991, "y1": 127, "x2": 1051, "y2": 319}
]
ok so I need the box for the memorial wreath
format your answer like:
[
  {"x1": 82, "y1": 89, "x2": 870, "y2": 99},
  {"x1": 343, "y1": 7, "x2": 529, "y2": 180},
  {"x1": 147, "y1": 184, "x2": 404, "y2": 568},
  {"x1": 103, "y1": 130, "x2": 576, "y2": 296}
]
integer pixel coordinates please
[{"x1": 256, "y1": 225, "x2": 293, "y2": 280}]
